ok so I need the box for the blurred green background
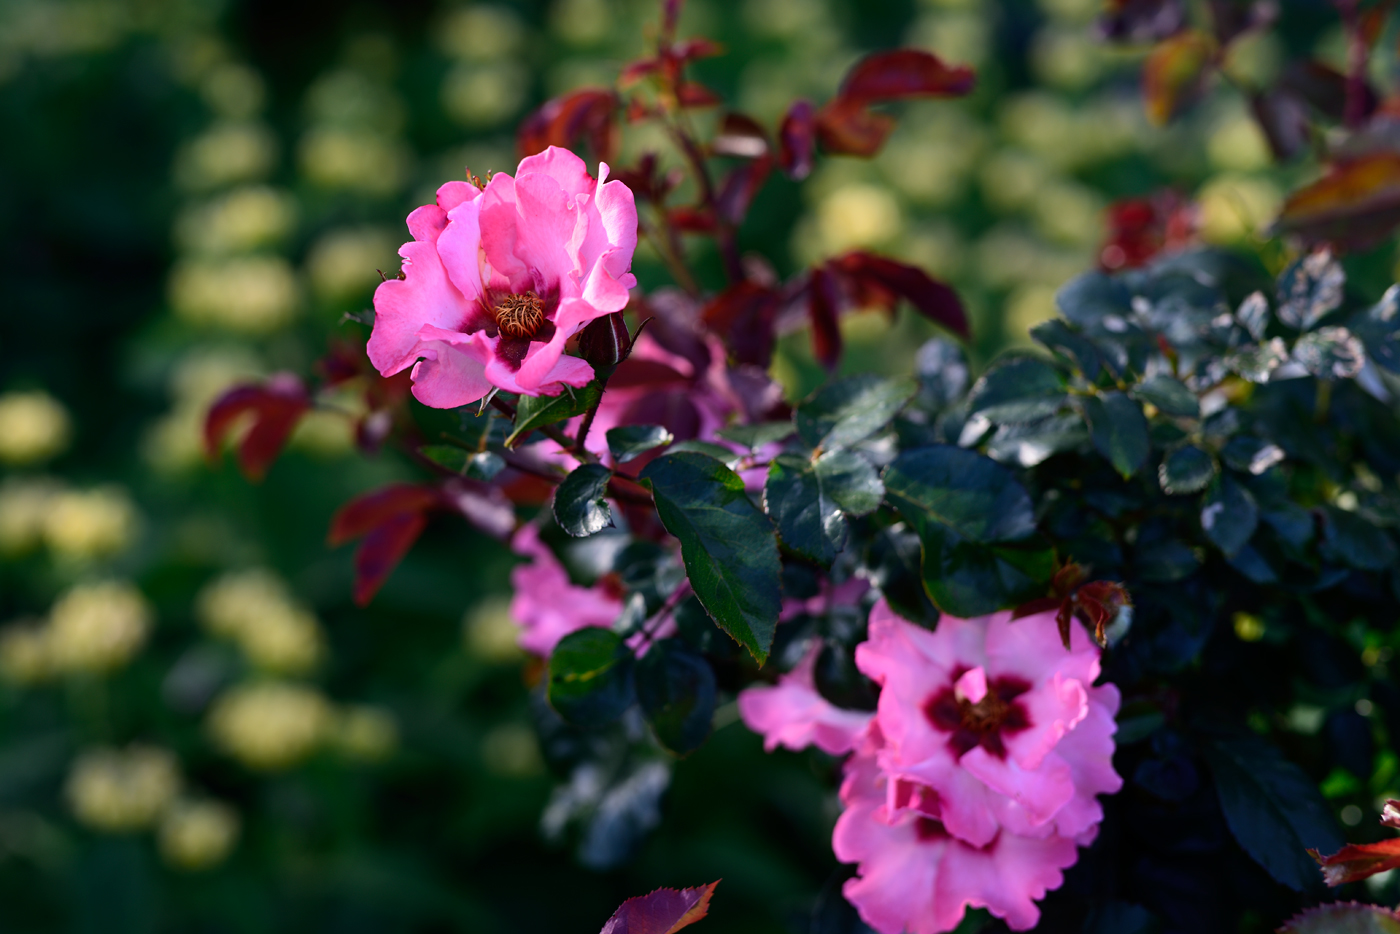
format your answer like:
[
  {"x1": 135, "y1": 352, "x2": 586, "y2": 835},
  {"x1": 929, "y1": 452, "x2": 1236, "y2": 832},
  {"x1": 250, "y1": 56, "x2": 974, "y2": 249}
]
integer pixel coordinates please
[{"x1": 0, "y1": 0, "x2": 1365, "y2": 930}]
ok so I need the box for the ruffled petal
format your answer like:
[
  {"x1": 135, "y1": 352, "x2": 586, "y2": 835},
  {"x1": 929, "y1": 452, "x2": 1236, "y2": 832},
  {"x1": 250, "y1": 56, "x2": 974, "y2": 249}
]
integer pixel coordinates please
[
  {"x1": 959, "y1": 746, "x2": 1076, "y2": 827},
  {"x1": 368, "y1": 239, "x2": 479, "y2": 377},
  {"x1": 407, "y1": 337, "x2": 494, "y2": 408},
  {"x1": 738, "y1": 640, "x2": 874, "y2": 755}
]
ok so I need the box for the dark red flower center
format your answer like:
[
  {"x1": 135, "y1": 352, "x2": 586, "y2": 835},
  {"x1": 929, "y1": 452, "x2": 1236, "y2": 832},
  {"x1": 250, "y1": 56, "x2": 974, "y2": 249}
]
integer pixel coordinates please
[
  {"x1": 494, "y1": 291, "x2": 545, "y2": 339},
  {"x1": 915, "y1": 817, "x2": 949, "y2": 842},
  {"x1": 923, "y1": 670, "x2": 1032, "y2": 760}
]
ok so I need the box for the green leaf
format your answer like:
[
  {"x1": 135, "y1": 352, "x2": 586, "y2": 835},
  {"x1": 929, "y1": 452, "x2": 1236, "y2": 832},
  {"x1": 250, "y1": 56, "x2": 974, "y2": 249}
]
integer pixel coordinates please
[
  {"x1": 883, "y1": 445, "x2": 1036, "y2": 544},
  {"x1": 418, "y1": 444, "x2": 470, "y2": 473},
  {"x1": 916, "y1": 523, "x2": 1056, "y2": 617},
  {"x1": 546, "y1": 627, "x2": 635, "y2": 728},
  {"x1": 1055, "y1": 269, "x2": 1133, "y2": 326},
  {"x1": 1226, "y1": 338, "x2": 1289, "y2": 383},
  {"x1": 505, "y1": 381, "x2": 602, "y2": 447},
  {"x1": 814, "y1": 450, "x2": 883, "y2": 516},
  {"x1": 465, "y1": 451, "x2": 506, "y2": 481},
  {"x1": 864, "y1": 526, "x2": 941, "y2": 628},
  {"x1": 1030, "y1": 318, "x2": 1102, "y2": 379},
  {"x1": 985, "y1": 415, "x2": 1088, "y2": 468},
  {"x1": 634, "y1": 638, "x2": 716, "y2": 756},
  {"x1": 1201, "y1": 475, "x2": 1258, "y2": 557},
  {"x1": 1131, "y1": 374, "x2": 1199, "y2": 418},
  {"x1": 1280, "y1": 904, "x2": 1400, "y2": 934},
  {"x1": 1083, "y1": 392, "x2": 1150, "y2": 479},
  {"x1": 1276, "y1": 249, "x2": 1345, "y2": 331},
  {"x1": 1294, "y1": 326, "x2": 1365, "y2": 379},
  {"x1": 1204, "y1": 733, "x2": 1344, "y2": 891},
  {"x1": 765, "y1": 455, "x2": 845, "y2": 564},
  {"x1": 1321, "y1": 506, "x2": 1399, "y2": 570},
  {"x1": 717, "y1": 422, "x2": 795, "y2": 449},
  {"x1": 1159, "y1": 445, "x2": 1215, "y2": 495},
  {"x1": 667, "y1": 440, "x2": 742, "y2": 468},
  {"x1": 553, "y1": 464, "x2": 613, "y2": 537},
  {"x1": 795, "y1": 375, "x2": 917, "y2": 452},
  {"x1": 966, "y1": 357, "x2": 1066, "y2": 425},
  {"x1": 606, "y1": 424, "x2": 673, "y2": 463},
  {"x1": 639, "y1": 452, "x2": 782, "y2": 664}
]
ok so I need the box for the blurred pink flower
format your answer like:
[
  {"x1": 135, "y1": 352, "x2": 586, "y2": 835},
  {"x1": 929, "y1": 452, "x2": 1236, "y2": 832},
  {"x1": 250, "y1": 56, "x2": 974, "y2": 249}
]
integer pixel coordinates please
[
  {"x1": 369, "y1": 147, "x2": 638, "y2": 405},
  {"x1": 509, "y1": 525, "x2": 622, "y2": 657},
  {"x1": 737, "y1": 639, "x2": 874, "y2": 755}
]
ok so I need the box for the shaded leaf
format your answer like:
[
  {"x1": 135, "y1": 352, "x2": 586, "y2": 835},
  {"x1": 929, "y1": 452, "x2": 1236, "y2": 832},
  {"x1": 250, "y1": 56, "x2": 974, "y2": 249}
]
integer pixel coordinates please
[
  {"x1": 1056, "y1": 271, "x2": 1134, "y2": 326},
  {"x1": 716, "y1": 422, "x2": 794, "y2": 449},
  {"x1": 1277, "y1": 249, "x2": 1345, "y2": 331},
  {"x1": 1142, "y1": 30, "x2": 1216, "y2": 125},
  {"x1": 599, "y1": 881, "x2": 719, "y2": 934},
  {"x1": 914, "y1": 338, "x2": 970, "y2": 410},
  {"x1": 635, "y1": 639, "x2": 716, "y2": 756},
  {"x1": 1351, "y1": 285, "x2": 1400, "y2": 374},
  {"x1": 518, "y1": 88, "x2": 618, "y2": 162},
  {"x1": 808, "y1": 265, "x2": 843, "y2": 371},
  {"x1": 1279, "y1": 903, "x2": 1400, "y2": 934},
  {"x1": 640, "y1": 453, "x2": 782, "y2": 664},
  {"x1": 547, "y1": 628, "x2": 635, "y2": 728},
  {"x1": 814, "y1": 450, "x2": 883, "y2": 516},
  {"x1": 1083, "y1": 392, "x2": 1151, "y2": 479},
  {"x1": 328, "y1": 484, "x2": 443, "y2": 606},
  {"x1": 796, "y1": 375, "x2": 916, "y2": 453},
  {"x1": 1204, "y1": 733, "x2": 1344, "y2": 891},
  {"x1": 777, "y1": 100, "x2": 815, "y2": 180},
  {"x1": 1294, "y1": 327, "x2": 1365, "y2": 379},
  {"x1": 985, "y1": 415, "x2": 1088, "y2": 468},
  {"x1": 1221, "y1": 436, "x2": 1285, "y2": 475},
  {"x1": 917, "y1": 524, "x2": 1057, "y2": 618},
  {"x1": 507, "y1": 382, "x2": 603, "y2": 447},
  {"x1": 765, "y1": 454, "x2": 845, "y2": 564},
  {"x1": 1276, "y1": 154, "x2": 1400, "y2": 251},
  {"x1": 967, "y1": 356, "x2": 1067, "y2": 425},
  {"x1": 204, "y1": 374, "x2": 312, "y2": 482},
  {"x1": 1201, "y1": 475, "x2": 1258, "y2": 557},
  {"x1": 830, "y1": 252, "x2": 970, "y2": 338},
  {"x1": 1160, "y1": 444, "x2": 1215, "y2": 495},
  {"x1": 1321, "y1": 506, "x2": 1399, "y2": 571},
  {"x1": 1132, "y1": 374, "x2": 1199, "y2": 418},
  {"x1": 864, "y1": 525, "x2": 940, "y2": 627},
  {"x1": 1030, "y1": 319, "x2": 1102, "y2": 379},
  {"x1": 884, "y1": 445, "x2": 1037, "y2": 543},
  {"x1": 607, "y1": 425, "x2": 674, "y2": 464},
  {"x1": 701, "y1": 282, "x2": 781, "y2": 368},
  {"x1": 555, "y1": 464, "x2": 614, "y2": 537}
]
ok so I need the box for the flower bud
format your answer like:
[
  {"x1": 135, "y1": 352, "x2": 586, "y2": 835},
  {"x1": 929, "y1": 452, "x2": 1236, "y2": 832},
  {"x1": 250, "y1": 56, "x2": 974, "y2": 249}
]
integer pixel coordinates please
[{"x1": 577, "y1": 312, "x2": 632, "y2": 376}]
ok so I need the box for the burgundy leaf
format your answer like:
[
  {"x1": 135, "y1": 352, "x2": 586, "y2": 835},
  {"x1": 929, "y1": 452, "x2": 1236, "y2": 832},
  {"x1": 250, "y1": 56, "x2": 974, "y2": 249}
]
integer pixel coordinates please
[
  {"x1": 808, "y1": 265, "x2": 843, "y2": 371},
  {"x1": 837, "y1": 49, "x2": 976, "y2": 103},
  {"x1": 676, "y1": 82, "x2": 722, "y2": 108},
  {"x1": 608, "y1": 358, "x2": 691, "y2": 389},
  {"x1": 1097, "y1": 0, "x2": 1187, "y2": 42},
  {"x1": 667, "y1": 206, "x2": 717, "y2": 233},
  {"x1": 715, "y1": 155, "x2": 772, "y2": 226},
  {"x1": 619, "y1": 58, "x2": 662, "y2": 88},
  {"x1": 830, "y1": 252, "x2": 969, "y2": 337},
  {"x1": 1279, "y1": 60, "x2": 1377, "y2": 124},
  {"x1": 1208, "y1": 0, "x2": 1275, "y2": 46},
  {"x1": 1275, "y1": 153, "x2": 1400, "y2": 251},
  {"x1": 1310, "y1": 838, "x2": 1400, "y2": 886},
  {"x1": 1009, "y1": 596, "x2": 1066, "y2": 621},
  {"x1": 778, "y1": 100, "x2": 815, "y2": 180},
  {"x1": 1100, "y1": 191, "x2": 1196, "y2": 271},
  {"x1": 701, "y1": 282, "x2": 782, "y2": 367},
  {"x1": 670, "y1": 38, "x2": 723, "y2": 64},
  {"x1": 1251, "y1": 89, "x2": 1310, "y2": 161},
  {"x1": 815, "y1": 98, "x2": 896, "y2": 157},
  {"x1": 328, "y1": 484, "x2": 441, "y2": 546},
  {"x1": 204, "y1": 374, "x2": 312, "y2": 482},
  {"x1": 599, "y1": 881, "x2": 719, "y2": 934},
  {"x1": 316, "y1": 340, "x2": 366, "y2": 386},
  {"x1": 518, "y1": 89, "x2": 619, "y2": 162},
  {"x1": 353, "y1": 513, "x2": 427, "y2": 606}
]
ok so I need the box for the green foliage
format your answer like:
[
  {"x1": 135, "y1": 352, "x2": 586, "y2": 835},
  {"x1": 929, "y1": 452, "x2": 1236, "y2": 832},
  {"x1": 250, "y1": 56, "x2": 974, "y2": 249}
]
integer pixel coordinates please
[
  {"x1": 547, "y1": 628, "x2": 636, "y2": 728},
  {"x1": 506, "y1": 382, "x2": 602, "y2": 447},
  {"x1": 554, "y1": 464, "x2": 614, "y2": 537}
]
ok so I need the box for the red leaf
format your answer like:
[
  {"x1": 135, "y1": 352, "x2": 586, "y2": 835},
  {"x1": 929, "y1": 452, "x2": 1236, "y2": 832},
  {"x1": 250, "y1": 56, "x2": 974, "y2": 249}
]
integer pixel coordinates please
[
  {"x1": 715, "y1": 155, "x2": 772, "y2": 226},
  {"x1": 1310, "y1": 838, "x2": 1400, "y2": 886},
  {"x1": 667, "y1": 206, "x2": 716, "y2": 233},
  {"x1": 352, "y1": 512, "x2": 427, "y2": 606},
  {"x1": 778, "y1": 100, "x2": 815, "y2": 180},
  {"x1": 518, "y1": 89, "x2": 618, "y2": 162},
  {"x1": 1100, "y1": 192, "x2": 1197, "y2": 271},
  {"x1": 599, "y1": 881, "x2": 719, "y2": 934},
  {"x1": 837, "y1": 49, "x2": 976, "y2": 103},
  {"x1": 670, "y1": 38, "x2": 723, "y2": 64},
  {"x1": 1142, "y1": 30, "x2": 1216, "y2": 125},
  {"x1": 701, "y1": 282, "x2": 781, "y2": 367},
  {"x1": 830, "y1": 252, "x2": 969, "y2": 337},
  {"x1": 619, "y1": 58, "x2": 661, "y2": 88},
  {"x1": 676, "y1": 82, "x2": 722, "y2": 109},
  {"x1": 328, "y1": 484, "x2": 441, "y2": 545},
  {"x1": 1279, "y1": 902, "x2": 1400, "y2": 933},
  {"x1": 808, "y1": 265, "x2": 842, "y2": 371},
  {"x1": 608, "y1": 358, "x2": 691, "y2": 389},
  {"x1": 711, "y1": 113, "x2": 769, "y2": 159},
  {"x1": 204, "y1": 374, "x2": 311, "y2": 482},
  {"x1": 815, "y1": 98, "x2": 895, "y2": 157},
  {"x1": 1276, "y1": 153, "x2": 1400, "y2": 251}
]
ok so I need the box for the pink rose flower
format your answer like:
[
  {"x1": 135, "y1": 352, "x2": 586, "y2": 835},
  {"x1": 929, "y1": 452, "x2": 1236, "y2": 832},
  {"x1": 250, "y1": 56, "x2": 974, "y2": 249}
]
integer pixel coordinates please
[
  {"x1": 509, "y1": 524, "x2": 623, "y2": 656},
  {"x1": 738, "y1": 639, "x2": 874, "y2": 755},
  {"x1": 369, "y1": 147, "x2": 638, "y2": 406}
]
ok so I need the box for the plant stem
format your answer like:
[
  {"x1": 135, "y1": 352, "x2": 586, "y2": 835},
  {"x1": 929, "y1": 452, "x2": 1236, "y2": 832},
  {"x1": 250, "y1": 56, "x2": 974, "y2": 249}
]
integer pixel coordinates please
[{"x1": 489, "y1": 394, "x2": 594, "y2": 461}]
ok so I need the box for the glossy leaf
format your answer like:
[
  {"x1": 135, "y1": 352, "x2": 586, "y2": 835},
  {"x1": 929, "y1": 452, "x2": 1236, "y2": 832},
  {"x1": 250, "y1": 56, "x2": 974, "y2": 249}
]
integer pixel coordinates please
[
  {"x1": 1055, "y1": 270, "x2": 1134, "y2": 326},
  {"x1": 1159, "y1": 445, "x2": 1215, "y2": 495},
  {"x1": 1204, "y1": 733, "x2": 1344, "y2": 891},
  {"x1": 1201, "y1": 475, "x2": 1258, "y2": 557},
  {"x1": 1235, "y1": 290, "x2": 1270, "y2": 341},
  {"x1": 795, "y1": 374, "x2": 916, "y2": 453},
  {"x1": 765, "y1": 455, "x2": 845, "y2": 564},
  {"x1": 667, "y1": 440, "x2": 741, "y2": 467},
  {"x1": 599, "y1": 881, "x2": 719, "y2": 934},
  {"x1": 640, "y1": 452, "x2": 782, "y2": 664},
  {"x1": 1142, "y1": 30, "x2": 1215, "y2": 125},
  {"x1": 555, "y1": 464, "x2": 614, "y2": 537},
  {"x1": 1226, "y1": 337, "x2": 1290, "y2": 383},
  {"x1": 635, "y1": 639, "x2": 716, "y2": 756},
  {"x1": 418, "y1": 444, "x2": 470, "y2": 474},
  {"x1": 547, "y1": 627, "x2": 635, "y2": 728},
  {"x1": 1280, "y1": 903, "x2": 1400, "y2": 934},
  {"x1": 1030, "y1": 319, "x2": 1102, "y2": 379},
  {"x1": 1131, "y1": 374, "x2": 1199, "y2": 418},
  {"x1": 507, "y1": 382, "x2": 603, "y2": 447},
  {"x1": 607, "y1": 425, "x2": 674, "y2": 464},
  {"x1": 984, "y1": 415, "x2": 1088, "y2": 468},
  {"x1": 966, "y1": 357, "x2": 1066, "y2": 425},
  {"x1": 1083, "y1": 392, "x2": 1150, "y2": 479},
  {"x1": 1277, "y1": 250, "x2": 1344, "y2": 331},
  {"x1": 884, "y1": 445, "x2": 1036, "y2": 544},
  {"x1": 917, "y1": 524, "x2": 1057, "y2": 618},
  {"x1": 814, "y1": 450, "x2": 883, "y2": 516},
  {"x1": 716, "y1": 422, "x2": 794, "y2": 449}
]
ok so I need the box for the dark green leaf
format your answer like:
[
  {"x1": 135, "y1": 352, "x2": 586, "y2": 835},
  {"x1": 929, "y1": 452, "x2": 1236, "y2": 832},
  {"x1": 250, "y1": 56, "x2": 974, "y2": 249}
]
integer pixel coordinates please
[
  {"x1": 546, "y1": 628, "x2": 635, "y2": 728},
  {"x1": 1321, "y1": 506, "x2": 1399, "y2": 571},
  {"x1": 1030, "y1": 319, "x2": 1102, "y2": 379},
  {"x1": 1352, "y1": 285, "x2": 1400, "y2": 373},
  {"x1": 1159, "y1": 445, "x2": 1215, "y2": 495},
  {"x1": 1201, "y1": 475, "x2": 1258, "y2": 557},
  {"x1": 553, "y1": 464, "x2": 614, "y2": 537},
  {"x1": 985, "y1": 415, "x2": 1088, "y2": 467},
  {"x1": 1055, "y1": 270, "x2": 1133, "y2": 326},
  {"x1": 674, "y1": 595, "x2": 736, "y2": 657},
  {"x1": 1135, "y1": 538, "x2": 1201, "y2": 582},
  {"x1": 1204, "y1": 733, "x2": 1344, "y2": 891},
  {"x1": 716, "y1": 422, "x2": 795, "y2": 449},
  {"x1": 640, "y1": 452, "x2": 782, "y2": 664},
  {"x1": 1236, "y1": 290, "x2": 1270, "y2": 341},
  {"x1": 765, "y1": 455, "x2": 844, "y2": 564},
  {"x1": 506, "y1": 381, "x2": 602, "y2": 447},
  {"x1": 606, "y1": 424, "x2": 673, "y2": 463},
  {"x1": 813, "y1": 450, "x2": 883, "y2": 516},
  {"x1": 966, "y1": 357, "x2": 1066, "y2": 425},
  {"x1": 1226, "y1": 338, "x2": 1290, "y2": 383},
  {"x1": 795, "y1": 375, "x2": 917, "y2": 452},
  {"x1": 863, "y1": 525, "x2": 940, "y2": 628},
  {"x1": 418, "y1": 444, "x2": 470, "y2": 474},
  {"x1": 917, "y1": 524, "x2": 1056, "y2": 617},
  {"x1": 1279, "y1": 904, "x2": 1400, "y2": 934},
  {"x1": 1131, "y1": 375, "x2": 1199, "y2": 418},
  {"x1": 914, "y1": 338, "x2": 970, "y2": 410},
  {"x1": 1221, "y1": 437, "x2": 1285, "y2": 475},
  {"x1": 667, "y1": 439, "x2": 742, "y2": 467},
  {"x1": 466, "y1": 451, "x2": 505, "y2": 481},
  {"x1": 1083, "y1": 392, "x2": 1150, "y2": 479},
  {"x1": 1293, "y1": 326, "x2": 1365, "y2": 379},
  {"x1": 634, "y1": 638, "x2": 716, "y2": 756},
  {"x1": 884, "y1": 445, "x2": 1036, "y2": 543},
  {"x1": 1276, "y1": 249, "x2": 1344, "y2": 331}
]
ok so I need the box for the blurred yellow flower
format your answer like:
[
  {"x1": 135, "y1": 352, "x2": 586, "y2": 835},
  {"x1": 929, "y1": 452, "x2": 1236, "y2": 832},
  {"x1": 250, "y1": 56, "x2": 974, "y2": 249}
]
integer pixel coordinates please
[
  {"x1": 43, "y1": 487, "x2": 139, "y2": 560},
  {"x1": 1030, "y1": 181, "x2": 1106, "y2": 247},
  {"x1": 0, "y1": 477, "x2": 61, "y2": 554},
  {"x1": 48, "y1": 580, "x2": 152, "y2": 674},
  {"x1": 158, "y1": 798, "x2": 240, "y2": 870},
  {"x1": 175, "y1": 185, "x2": 297, "y2": 255},
  {"x1": 1030, "y1": 26, "x2": 1105, "y2": 90},
  {"x1": 1197, "y1": 174, "x2": 1282, "y2": 244},
  {"x1": 289, "y1": 409, "x2": 354, "y2": 457},
  {"x1": 304, "y1": 68, "x2": 405, "y2": 133},
  {"x1": 464, "y1": 595, "x2": 523, "y2": 663},
  {"x1": 207, "y1": 681, "x2": 333, "y2": 770},
  {"x1": 306, "y1": 226, "x2": 397, "y2": 302},
  {"x1": 481, "y1": 722, "x2": 544, "y2": 777},
  {"x1": 979, "y1": 149, "x2": 1053, "y2": 214},
  {"x1": 0, "y1": 390, "x2": 71, "y2": 465},
  {"x1": 441, "y1": 62, "x2": 529, "y2": 127},
  {"x1": 442, "y1": 5, "x2": 527, "y2": 59},
  {"x1": 908, "y1": 9, "x2": 991, "y2": 69},
  {"x1": 66, "y1": 745, "x2": 180, "y2": 833},
  {"x1": 0, "y1": 622, "x2": 52, "y2": 685},
  {"x1": 196, "y1": 569, "x2": 324, "y2": 674},
  {"x1": 332, "y1": 705, "x2": 398, "y2": 762},
  {"x1": 174, "y1": 122, "x2": 278, "y2": 191},
  {"x1": 299, "y1": 128, "x2": 408, "y2": 195},
  {"x1": 817, "y1": 184, "x2": 903, "y2": 253},
  {"x1": 169, "y1": 256, "x2": 300, "y2": 333},
  {"x1": 200, "y1": 63, "x2": 265, "y2": 119},
  {"x1": 1207, "y1": 111, "x2": 1271, "y2": 172}
]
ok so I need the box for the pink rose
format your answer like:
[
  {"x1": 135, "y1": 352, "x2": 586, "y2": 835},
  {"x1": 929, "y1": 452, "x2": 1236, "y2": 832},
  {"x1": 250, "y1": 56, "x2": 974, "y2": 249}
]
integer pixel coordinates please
[
  {"x1": 509, "y1": 524, "x2": 623, "y2": 657},
  {"x1": 737, "y1": 638, "x2": 874, "y2": 755},
  {"x1": 369, "y1": 147, "x2": 638, "y2": 406}
]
